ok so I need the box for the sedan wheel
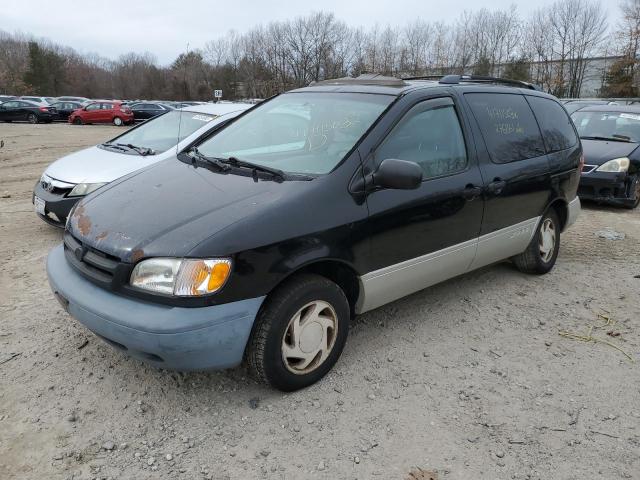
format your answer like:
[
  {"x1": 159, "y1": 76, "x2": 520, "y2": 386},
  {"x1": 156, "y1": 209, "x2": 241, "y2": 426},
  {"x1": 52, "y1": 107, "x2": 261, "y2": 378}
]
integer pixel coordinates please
[
  {"x1": 113, "y1": 117, "x2": 123, "y2": 126},
  {"x1": 73, "y1": 117, "x2": 83, "y2": 125},
  {"x1": 27, "y1": 113, "x2": 38, "y2": 124},
  {"x1": 626, "y1": 176, "x2": 640, "y2": 209}
]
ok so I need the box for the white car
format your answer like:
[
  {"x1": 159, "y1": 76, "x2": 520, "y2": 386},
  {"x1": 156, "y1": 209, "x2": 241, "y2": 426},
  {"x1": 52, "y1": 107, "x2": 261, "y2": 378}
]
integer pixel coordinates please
[{"x1": 33, "y1": 103, "x2": 252, "y2": 227}]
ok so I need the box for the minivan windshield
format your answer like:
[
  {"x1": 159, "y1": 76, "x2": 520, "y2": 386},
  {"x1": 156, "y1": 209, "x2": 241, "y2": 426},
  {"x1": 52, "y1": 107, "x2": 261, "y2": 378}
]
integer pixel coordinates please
[
  {"x1": 196, "y1": 92, "x2": 394, "y2": 174},
  {"x1": 572, "y1": 110, "x2": 640, "y2": 143},
  {"x1": 108, "y1": 110, "x2": 218, "y2": 153}
]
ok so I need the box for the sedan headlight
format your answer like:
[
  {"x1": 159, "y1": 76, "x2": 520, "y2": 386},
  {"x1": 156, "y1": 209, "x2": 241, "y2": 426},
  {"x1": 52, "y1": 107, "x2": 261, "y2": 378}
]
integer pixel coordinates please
[
  {"x1": 596, "y1": 157, "x2": 630, "y2": 173},
  {"x1": 130, "y1": 258, "x2": 232, "y2": 296},
  {"x1": 68, "y1": 182, "x2": 107, "y2": 197}
]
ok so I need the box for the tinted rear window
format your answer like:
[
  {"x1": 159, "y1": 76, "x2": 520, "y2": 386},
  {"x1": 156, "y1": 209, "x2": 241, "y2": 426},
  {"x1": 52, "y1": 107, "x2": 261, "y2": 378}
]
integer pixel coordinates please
[
  {"x1": 526, "y1": 96, "x2": 577, "y2": 153},
  {"x1": 465, "y1": 93, "x2": 545, "y2": 163}
]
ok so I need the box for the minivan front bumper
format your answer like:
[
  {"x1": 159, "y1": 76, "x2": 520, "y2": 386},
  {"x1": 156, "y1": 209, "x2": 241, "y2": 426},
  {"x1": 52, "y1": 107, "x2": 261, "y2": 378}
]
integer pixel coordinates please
[{"x1": 46, "y1": 244, "x2": 265, "y2": 370}]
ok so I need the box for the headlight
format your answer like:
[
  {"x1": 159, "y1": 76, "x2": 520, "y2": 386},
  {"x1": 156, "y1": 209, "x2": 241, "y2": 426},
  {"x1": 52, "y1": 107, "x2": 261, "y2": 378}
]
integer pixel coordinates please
[
  {"x1": 68, "y1": 182, "x2": 107, "y2": 197},
  {"x1": 596, "y1": 157, "x2": 630, "y2": 173},
  {"x1": 130, "y1": 258, "x2": 232, "y2": 296}
]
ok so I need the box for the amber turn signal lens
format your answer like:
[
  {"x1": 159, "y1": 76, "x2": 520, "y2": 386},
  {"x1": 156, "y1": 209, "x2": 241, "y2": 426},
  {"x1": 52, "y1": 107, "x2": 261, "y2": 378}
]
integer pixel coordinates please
[
  {"x1": 208, "y1": 262, "x2": 231, "y2": 291},
  {"x1": 173, "y1": 259, "x2": 232, "y2": 296}
]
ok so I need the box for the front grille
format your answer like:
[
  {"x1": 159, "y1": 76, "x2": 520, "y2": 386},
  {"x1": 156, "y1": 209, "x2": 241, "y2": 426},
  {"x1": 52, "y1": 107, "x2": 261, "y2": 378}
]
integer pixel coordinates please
[{"x1": 63, "y1": 232, "x2": 131, "y2": 290}]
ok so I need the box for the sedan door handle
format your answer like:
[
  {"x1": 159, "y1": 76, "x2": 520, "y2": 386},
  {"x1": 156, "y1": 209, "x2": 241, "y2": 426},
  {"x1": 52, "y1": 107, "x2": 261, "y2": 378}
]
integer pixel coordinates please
[
  {"x1": 486, "y1": 178, "x2": 507, "y2": 195},
  {"x1": 463, "y1": 184, "x2": 483, "y2": 200}
]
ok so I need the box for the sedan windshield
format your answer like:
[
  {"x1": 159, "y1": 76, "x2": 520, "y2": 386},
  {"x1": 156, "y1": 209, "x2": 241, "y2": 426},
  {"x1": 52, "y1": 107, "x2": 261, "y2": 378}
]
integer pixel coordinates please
[
  {"x1": 110, "y1": 110, "x2": 218, "y2": 153},
  {"x1": 196, "y1": 92, "x2": 394, "y2": 174},
  {"x1": 572, "y1": 110, "x2": 640, "y2": 143}
]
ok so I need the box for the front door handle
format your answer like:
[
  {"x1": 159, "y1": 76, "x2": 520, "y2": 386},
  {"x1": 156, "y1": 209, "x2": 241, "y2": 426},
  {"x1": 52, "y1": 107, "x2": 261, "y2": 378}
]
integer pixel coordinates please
[
  {"x1": 486, "y1": 178, "x2": 507, "y2": 195},
  {"x1": 463, "y1": 184, "x2": 483, "y2": 200}
]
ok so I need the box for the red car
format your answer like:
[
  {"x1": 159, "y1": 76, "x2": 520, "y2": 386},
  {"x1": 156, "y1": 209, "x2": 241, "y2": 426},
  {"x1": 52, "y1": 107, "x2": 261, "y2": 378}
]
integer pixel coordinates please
[{"x1": 68, "y1": 101, "x2": 134, "y2": 126}]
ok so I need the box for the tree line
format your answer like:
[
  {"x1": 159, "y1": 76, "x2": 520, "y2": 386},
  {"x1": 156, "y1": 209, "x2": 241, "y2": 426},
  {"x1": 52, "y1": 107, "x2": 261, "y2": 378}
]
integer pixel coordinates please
[{"x1": 0, "y1": 0, "x2": 637, "y2": 100}]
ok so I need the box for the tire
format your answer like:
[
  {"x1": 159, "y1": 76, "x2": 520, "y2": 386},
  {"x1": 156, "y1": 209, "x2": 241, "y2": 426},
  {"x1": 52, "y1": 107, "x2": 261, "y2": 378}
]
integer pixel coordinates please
[
  {"x1": 27, "y1": 113, "x2": 38, "y2": 124},
  {"x1": 113, "y1": 116, "x2": 123, "y2": 126},
  {"x1": 246, "y1": 274, "x2": 350, "y2": 391},
  {"x1": 512, "y1": 209, "x2": 560, "y2": 274},
  {"x1": 624, "y1": 176, "x2": 640, "y2": 209},
  {"x1": 72, "y1": 117, "x2": 83, "y2": 125}
]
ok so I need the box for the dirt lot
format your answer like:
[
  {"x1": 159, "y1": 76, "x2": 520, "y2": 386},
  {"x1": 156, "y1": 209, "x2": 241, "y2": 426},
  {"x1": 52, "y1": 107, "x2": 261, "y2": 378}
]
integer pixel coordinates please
[{"x1": 1, "y1": 122, "x2": 639, "y2": 480}]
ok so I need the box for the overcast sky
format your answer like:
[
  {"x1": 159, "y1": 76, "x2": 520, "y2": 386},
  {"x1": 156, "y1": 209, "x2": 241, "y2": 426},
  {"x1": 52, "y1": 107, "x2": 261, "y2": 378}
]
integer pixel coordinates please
[{"x1": 1, "y1": 0, "x2": 619, "y2": 65}]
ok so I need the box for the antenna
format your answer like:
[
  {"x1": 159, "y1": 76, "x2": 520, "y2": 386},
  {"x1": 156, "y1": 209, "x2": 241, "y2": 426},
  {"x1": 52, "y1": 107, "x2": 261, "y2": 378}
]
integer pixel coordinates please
[{"x1": 176, "y1": 42, "x2": 189, "y2": 156}]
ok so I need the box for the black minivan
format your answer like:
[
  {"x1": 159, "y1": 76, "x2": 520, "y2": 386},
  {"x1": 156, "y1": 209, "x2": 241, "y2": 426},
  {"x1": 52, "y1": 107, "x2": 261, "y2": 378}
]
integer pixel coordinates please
[{"x1": 47, "y1": 74, "x2": 581, "y2": 391}]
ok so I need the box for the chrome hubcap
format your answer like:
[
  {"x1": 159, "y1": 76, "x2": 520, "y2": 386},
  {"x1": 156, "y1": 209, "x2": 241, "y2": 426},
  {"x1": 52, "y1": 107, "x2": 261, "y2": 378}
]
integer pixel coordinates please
[
  {"x1": 281, "y1": 300, "x2": 337, "y2": 374},
  {"x1": 539, "y1": 218, "x2": 556, "y2": 263},
  {"x1": 114, "y1": 118, "x2": 122, "y2": 125}
]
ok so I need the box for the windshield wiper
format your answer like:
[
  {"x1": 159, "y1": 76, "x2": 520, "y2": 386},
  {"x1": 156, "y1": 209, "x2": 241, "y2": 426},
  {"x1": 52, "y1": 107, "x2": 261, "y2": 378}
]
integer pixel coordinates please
[
  {"x1": 580, "y1": 135, "x2": 632, "y2": 143},
  {"x1": 101, "y1": 142, "x2": 155, "y2": 155},
  {"x1": 187, "y1": 147, "x2": 231, "y2": 172},
  {"x1": 114, "y1": 143, "x2": 156, "y2": 156},
  {"x1": 220, "y1": 156, "x2": 286, "y2": 181},
  {"x1": 100, "y1": 142, "x2": 129, "y2": 152}
]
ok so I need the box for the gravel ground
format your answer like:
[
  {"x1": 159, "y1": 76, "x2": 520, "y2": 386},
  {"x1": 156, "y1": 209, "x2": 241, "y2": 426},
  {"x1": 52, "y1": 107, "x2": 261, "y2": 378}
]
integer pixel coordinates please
[{"x1": 1, "y1": 123, "x2": 639, "y2": 480}]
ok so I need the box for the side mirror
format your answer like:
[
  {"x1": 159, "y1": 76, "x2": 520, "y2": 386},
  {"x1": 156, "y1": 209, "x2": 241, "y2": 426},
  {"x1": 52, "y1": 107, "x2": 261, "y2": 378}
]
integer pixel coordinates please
[{"x1": 373, "y1": 158, "x2": 423, "y2": 190}]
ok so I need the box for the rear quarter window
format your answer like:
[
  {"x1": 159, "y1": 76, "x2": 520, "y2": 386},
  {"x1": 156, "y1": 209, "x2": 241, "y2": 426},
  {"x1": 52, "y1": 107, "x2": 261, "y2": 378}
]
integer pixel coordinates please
[
  {"x1": 526, "y1": 96, "x2": 577, "y2": 153},
  {"x1": 465, "y1": 93, "x2": 545, "y2": 164}
]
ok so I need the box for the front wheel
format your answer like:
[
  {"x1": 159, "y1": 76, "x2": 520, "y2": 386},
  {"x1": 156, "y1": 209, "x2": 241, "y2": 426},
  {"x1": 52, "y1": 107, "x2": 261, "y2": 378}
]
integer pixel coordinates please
[
  {"x1": 27, "y1": 113, "x2": 38, "y2": 124},
  {"x1": 512, "y1": 210, "x2": 560, "y2": 274},
  {"x1": 113, "y1": 116, "x2": 123, "y2": 126},
  {"x1": 72, "y1": 117, "x2": 83, "y2": 125},
  {"x1": 246, "y1": 274, "x2": 349, "y2": 391},
  {"x1": 624, "y1": 176, "x2": 640, "y2": 209}
]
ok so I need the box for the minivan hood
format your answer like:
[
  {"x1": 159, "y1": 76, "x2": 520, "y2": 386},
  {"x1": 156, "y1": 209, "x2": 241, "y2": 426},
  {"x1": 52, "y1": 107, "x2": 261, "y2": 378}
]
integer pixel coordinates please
[
  {"x1": 45, "y1": 145, "x2": 165, "y2": 184},
  {"x1": 581, "y1": 139, "x2": 638, "y2": 166},
  {"x1": 67, "y1": 158, "x2": 291, "y2": 262}
]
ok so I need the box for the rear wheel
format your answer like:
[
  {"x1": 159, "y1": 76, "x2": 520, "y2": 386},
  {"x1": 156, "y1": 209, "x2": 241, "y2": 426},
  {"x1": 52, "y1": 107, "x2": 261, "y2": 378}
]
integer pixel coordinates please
[
  {"x1": 113, "y1": 116, "x2": 123, "y2": 126},
  {"x1": 512, "y1": 210, "x2": 560, "y2": 274},
  {"x1": 27, "y1": 113, "x2": 38, "y2": 124},
  {"x1": 246, "y1": 274, "x2": 349, "y2": 391},
  {"x1": 72, "y1": 117, "x2": 83, "y2": 125}
]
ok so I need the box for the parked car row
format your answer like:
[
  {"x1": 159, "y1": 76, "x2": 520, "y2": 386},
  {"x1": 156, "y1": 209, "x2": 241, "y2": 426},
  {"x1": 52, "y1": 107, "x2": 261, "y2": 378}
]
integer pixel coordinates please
[{"x1": 39, "y1": 74, "x2": 588, "y2": 392}]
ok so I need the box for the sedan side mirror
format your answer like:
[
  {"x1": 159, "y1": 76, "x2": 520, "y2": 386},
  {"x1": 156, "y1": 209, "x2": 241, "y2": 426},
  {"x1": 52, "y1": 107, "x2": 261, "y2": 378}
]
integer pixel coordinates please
[{"x1": 372, "y1": 158, "x2": 423, "y2": 190}]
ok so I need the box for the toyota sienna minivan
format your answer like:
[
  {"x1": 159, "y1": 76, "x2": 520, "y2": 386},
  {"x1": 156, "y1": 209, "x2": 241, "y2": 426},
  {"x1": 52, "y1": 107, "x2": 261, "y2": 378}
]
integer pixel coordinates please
[{"x1": 47, "y1": 74, "x2": 581, "y2": 391}]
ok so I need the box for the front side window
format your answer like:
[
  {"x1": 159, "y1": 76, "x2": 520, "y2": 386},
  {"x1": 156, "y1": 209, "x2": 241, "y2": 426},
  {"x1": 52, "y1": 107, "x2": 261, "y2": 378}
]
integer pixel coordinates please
[
  {"x1": 572, "y1": 110, "x2": 640, "y2": 143},
  {"x1": 527, "y1": 96, "x2": 577, "y2": 153},
  {"x1": 376, "y1": 98, "x2": 468, "y2": 179},
  {"x1": 85, "y1": 103, "x2": 100, "y2": 111},
  {"x1": 110, "y1": 110, "x2": 218, "y2": 153},
  {"x1": 196, "y1": 92, "x2": 394, "y2": 175},
  {"x1": 466, "y1": 93, "x2": 545, "y2": 163}
]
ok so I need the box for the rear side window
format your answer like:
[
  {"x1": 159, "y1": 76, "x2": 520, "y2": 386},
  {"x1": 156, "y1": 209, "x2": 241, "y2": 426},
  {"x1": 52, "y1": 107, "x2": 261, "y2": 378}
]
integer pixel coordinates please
[
  {"x1": 465, "y1": 93, "x2": 545, "y2": 163},
  {"x1": 526, "y1": 96, "x2": 578, "y2": 153}
]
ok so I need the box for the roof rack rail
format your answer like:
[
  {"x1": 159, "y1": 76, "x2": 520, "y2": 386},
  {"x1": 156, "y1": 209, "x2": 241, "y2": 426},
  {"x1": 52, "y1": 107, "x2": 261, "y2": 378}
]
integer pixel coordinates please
[
  {"x1": 312, "y1": 73, "x2": 408, "y2": 87},
  {"x1": 403, "y1": 74, "x2": 540, "y2": 91}
]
